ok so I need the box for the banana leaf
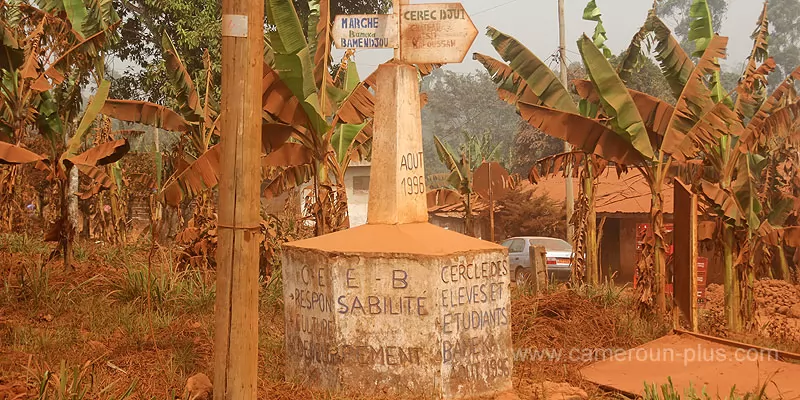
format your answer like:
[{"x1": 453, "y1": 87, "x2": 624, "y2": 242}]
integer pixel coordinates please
[
  {"x1": 45, "y1": 21, "x2": 120, "y2": 84},
  {"x1": 161, "y1": 143, "x2": 221, "y2": 206},
  {"x1": 19, "y1": 21, "x2": 44, "y2": 80},
  {"x1": 735, "y1": 58, "x2": 777, "y2": 120},
  {"x1": 583, "y1": 0, "x2": 611, "y2": 58},
  {"x1": 732, "y1": 153, "x2": 766, "y2": 231},
  {"x1": 529, "y1": 151, "x2": 605, "y2": 184},
  {"x1": 262, "y1": 123, "x2": 297, "y2": 153},
  {"x1": 262, "y1": 62, "x2": 328, "y2": 139},
  {"x1": 266, "y1": 0, "x2": 327, "y2": 136},
  {"x1": 0, "y1": 141, "x2": 45, "y2": 164},
  {"x1": 616, "y1": 23, "x2": 648, "y2": 83},
  {"x1": 573, "y1": 79, "x2": 674, "y2": 143},
  {"x1": 329, "y1": 61, "x2": 375, "y2": 128},
  {"x1": 487, "y1": 27, "x2": 578, "y2": 114},
  {"x1": 688, "y1": 0, "x2": 727, "y2": 105},
  {"x1": 647, "y1": 13, "x2": 696, "y2": 100},
  {"x1": 64, "y1": 79, "x2": 110, "y2": 158},
  {"x1": 755, "y1": 100, "x2": 800, "y2": 144},
  {"x1": 162, "y1": 32, "x2": 202, "y2": 123},
  {"x1": 473, "y1": 52, "x2": 537, "y2": 105},
  {"x1": 740, "y1": 66, "x2": 800, "y2": 147},
  {"x1": 64, "y1": 138, "x2": 129, "y2": 167},
  {"x1": 517, "y1": 102, "x2": 646, "y2": 167},
  {"x1": 578, "y1": 34, "x2": 654, "y2": 160},
  {"x1": 688, "y1": 0, "x2": 714, "y2": 57},
  {"x1": 75, "y1": 164, "x2": 114, "y2": 199},
  {"x1": 262, "y1": 142, "x2": 312, "y2": 168},
  {"x1": 741, "y1": 2, "x2": 770, "y2": 82},
  {"x1": 662, "y1": 35, "x2": 728, "y2": 159},
  {"x1": 101, "y1": 99, "x2": 191, "y2": 133},
  {"x1": 331, "y1": 121, "x2": 370, "y2": 166},
  {"x1": 63, "y1": 0, "x2": 88, "y2": 38},
  {"x1": 262, "y1": 164, "x2": 314, "y2": 200},
  {"x1": 308, "y1": 0, "x2": 334, "y2": 114}
]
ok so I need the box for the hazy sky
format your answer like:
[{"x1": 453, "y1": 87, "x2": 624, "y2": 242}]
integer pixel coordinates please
[{"x1": 336, "y1": 0, "x2": 763, "y2": 76}]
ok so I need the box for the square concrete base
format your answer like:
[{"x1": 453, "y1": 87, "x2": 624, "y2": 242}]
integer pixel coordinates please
[{"x1": 282, "y1": 223, "x2": 513, "y2": 399}]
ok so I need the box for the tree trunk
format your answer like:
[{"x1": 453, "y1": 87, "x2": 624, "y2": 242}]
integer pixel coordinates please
[
  {"x1": 312, "y1": 160, "x2": 331, "y2": 237},
  {"x1": 0, "y1": 165, "x2": 18, "y2": 232},
  {"x1": 62, "y1": 123, "x2": 79, "y2": 270},
  {"x1": 61, "y1": 174, "x2": 73, "y2": 270},
  {"x1": 652, "y1": 192, "x2": 667, "y2": 315},
  {"x1": 68, "y1": 163, "x2": 79, "y2": 232},
  {"x1": 465, "y1": 194, "x2": 474, "y2": 237},
  {"x1": 744, "y1": 252, "x2": 756, "y2": 328},
  {"x1": 336, "y1": 175, "x2": 351, "y2": 230},
  {"x1": 723, "y1": 224, "x2": 741, "y2": 331},
  {"x1": 778, "y1": 245, "x2": 791, "y2": 282},
  {"x1": 584, "y1": 165, "x2": 598, "y2": 285}
]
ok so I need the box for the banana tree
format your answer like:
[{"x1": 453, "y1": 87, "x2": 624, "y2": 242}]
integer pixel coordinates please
[
  {"x1": 0, "y1": 79, "x2": 129, "y2": 267},
  {"x1": 0, "y1": 0, "x2": 117, "y2": 231},
  {"x1": 431, "y1": 134, "x2": 502, "y2": 237},
  {"x1": 42, "y1": 81, "x2": 130, "y2": 267},
  {"x1": 100, "y1": 1, "x2": 370, "y2": 237},
  {"x1": 615, "y1": 1, "x2": 800, "y2": 329},
  {"x1": 557, "y1": 1, "x2": 800, "y2": 327},
  {"x1": 474, "y1": 0, "x2": 615, "y2": 286},
  {"x1": 79, "y1": 115, "x2": 129, "y2": 244},
  {"x1": 477, "y1": 0, "x2": 740, "y2": 314},
  {"x1": 259, "y1": 0, "x2": 440, "y2": 235},
  {"x1": 100, "y1": 33, "x2": 222, "y2": 210}
]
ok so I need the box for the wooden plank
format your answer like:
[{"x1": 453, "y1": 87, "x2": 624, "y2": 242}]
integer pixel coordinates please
[
  {"x1": 214, "y1": 0, "x2": 262, "y2": 398},
  {"x1": 673, "y1": 178, "x2": 698, "y2": 331},
  {"x1": 581, "y1": 333, "x2": 800, "y2": 399},
  {"x1": 673, "y1": 329, "x2": 800, "y2": 362}
]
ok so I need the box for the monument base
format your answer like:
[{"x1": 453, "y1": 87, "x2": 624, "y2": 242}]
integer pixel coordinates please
[{"x1": 282, "y1": 223, "x2": 513, "y2": 399}]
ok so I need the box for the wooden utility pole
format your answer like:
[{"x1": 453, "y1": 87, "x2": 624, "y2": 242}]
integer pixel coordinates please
[
  {"x1": 558, "y1": 0, "x2": 574, "y2": 245},
  {"x1": 394, "y1": 0, "x2": 408, "y2": 59},
  {"x1": 214, "y1": 0, "x2": 262, "y2": 399},
  {"x1": 488, "y1": 162, "x2": 495, "y2": 242}
]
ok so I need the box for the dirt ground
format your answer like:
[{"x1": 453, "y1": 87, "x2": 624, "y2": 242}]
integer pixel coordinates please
[{"x1": 0, "y1": 234, "x2": 795, "y2": 399}]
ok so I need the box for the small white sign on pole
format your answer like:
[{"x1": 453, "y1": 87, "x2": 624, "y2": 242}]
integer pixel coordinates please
[{"x1": 333, "y1": 14, "x2": 399, "y2": 49}]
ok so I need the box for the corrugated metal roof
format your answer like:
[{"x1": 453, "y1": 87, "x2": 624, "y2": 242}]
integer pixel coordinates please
[
  {"x1": 524, "y1": 170, "x2": 674, "y2": 215},
  {"x1": 426, "y1": 171, "x2": 672, "y2": 217}
]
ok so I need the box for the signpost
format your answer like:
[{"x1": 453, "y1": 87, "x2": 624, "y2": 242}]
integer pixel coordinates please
[
  {"x1": 282, "y1": 2, "x2": 513, "y2": 399},
  {"x1": 331, "y1": 2, "x2": 478, "y2": 64},
  {"x1": 399, "y1": 3, "x2": 478, "y2": 64},
  {"x1": 474, "y1": 162, "x2": 511, "y2": 242},
  {"x1": 333, "y1": 14, "x2": 399, "y2": 49}
]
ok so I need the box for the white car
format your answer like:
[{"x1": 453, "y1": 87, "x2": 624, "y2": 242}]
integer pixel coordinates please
[{"x1": 501, "y1": 236, "x2": 573, "y2": 283}]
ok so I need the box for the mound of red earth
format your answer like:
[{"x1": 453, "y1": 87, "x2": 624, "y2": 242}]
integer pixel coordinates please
[
  {"x1": 754, "y1": 279, "x2": 800, "y2": 317},
  {"x1": 754, "y1": 279, "x2": 800, "y2": 342},
  {"x1": 705, "y1": 280, "x2": 800, "y2": 342}
]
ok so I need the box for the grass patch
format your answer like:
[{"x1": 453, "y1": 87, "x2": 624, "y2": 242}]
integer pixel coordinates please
[
  {"x1": 29, "y1": 359, "x2": 138, "y2": 400},
  {"x1": 643, "y1": 377, "x2": 770, "y2": 400},
  {"x1": 0, "y1": 233, "x2": 51, "y2": 257},
  {"x1": 109, "y1": 264, "x2": 214, "y2": 313}
]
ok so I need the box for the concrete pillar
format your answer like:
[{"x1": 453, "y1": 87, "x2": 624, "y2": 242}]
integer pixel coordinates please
[{"x1": 367, "y1": 63, "x2": 428, "y2": 225}]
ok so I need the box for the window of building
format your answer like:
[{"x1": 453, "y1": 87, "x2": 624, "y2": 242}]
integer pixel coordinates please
[{"x1": 353, "y1": 176, "x2": 370, "y2": 192}]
